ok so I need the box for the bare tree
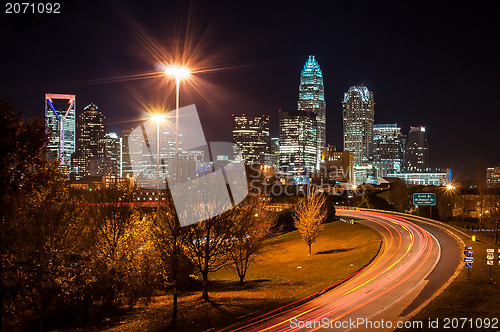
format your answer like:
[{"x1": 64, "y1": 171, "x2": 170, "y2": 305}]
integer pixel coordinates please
[
  {"x1": 183, "y1": 204, "x2": 239, "y2": 301},
  {"x1": 230, "y1": 197, "x2": 276, "y2": 284},
  {"x1": 293, "y1": 192, "x2": 328, "y2": 255}
]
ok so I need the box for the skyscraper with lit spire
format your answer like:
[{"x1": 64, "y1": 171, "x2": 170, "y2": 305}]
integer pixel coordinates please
[
  {"x1": 297, "y1": 55, "x2": 326, "y2": 168},
  {"x1": 45, "y1": 93, "x2": 76, "y2": 170}
]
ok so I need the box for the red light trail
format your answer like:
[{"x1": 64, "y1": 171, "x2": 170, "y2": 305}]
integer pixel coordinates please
[{"x1": 229, "y1": 209, "x2": 446, "y2": 332}]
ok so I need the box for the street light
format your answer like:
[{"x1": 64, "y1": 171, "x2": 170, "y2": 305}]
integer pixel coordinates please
[
  {"x1": 165, "y1": 66, "x2": 191, "y2": 79},
  {"x1": 164, "y1": 65, "x2": 191, "y2": 185},
  {"x1": 151, "y1": 113, "x2": 166, "y2": 123},
  {"x1": 445, "y1": 183, "x2": 464, "y2": 222},
  {"x1": 152, "y1": 113, "x2": 166, "y2": 213}
]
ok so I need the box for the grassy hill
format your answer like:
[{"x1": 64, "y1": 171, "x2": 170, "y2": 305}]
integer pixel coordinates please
[{"x1": 74, "y1": 220, "x2": 381, "y2": 332}]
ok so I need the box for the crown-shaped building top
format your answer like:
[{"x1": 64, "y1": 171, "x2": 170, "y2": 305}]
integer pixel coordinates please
[{"x1": 343, "y1": 85, "x2": 371, "y2": 103}]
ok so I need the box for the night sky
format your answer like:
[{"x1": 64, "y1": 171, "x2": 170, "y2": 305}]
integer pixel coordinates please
[{"x1": 1, "y1": 0, "x2": 499, "y2": 181}]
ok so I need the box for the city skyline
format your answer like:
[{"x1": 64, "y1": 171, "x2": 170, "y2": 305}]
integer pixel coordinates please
[
  {"x1": 35, "y1": 74, "x2": 488, "y2": 184},
  {"x1": 2, "y1": 1, "x2": 499, "y2": 181}
]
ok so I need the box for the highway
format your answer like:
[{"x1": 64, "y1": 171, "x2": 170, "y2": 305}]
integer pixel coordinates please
[{"x1": 228, "y1": 209, "x2": 462, "y2": 332}]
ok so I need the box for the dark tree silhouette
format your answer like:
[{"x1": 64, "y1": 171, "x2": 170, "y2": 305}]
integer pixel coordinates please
[
  {"x1": 0, "y1": 101, "x2": 46, "y2": 330},
  {"x1": 5, "y1": 163, "x2": 87, "y2": 331}
]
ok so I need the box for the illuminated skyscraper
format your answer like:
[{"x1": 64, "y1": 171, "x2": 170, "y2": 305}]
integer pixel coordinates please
[
  {"x1": 126, "y1": 124, "x2": 185, "y2": 182},
  {"x1": 373, "y1": 124, "x2": 402, "y2": 177},
  {"x1": 121, "y1": 128, "x2": 134, "y2": 176},
  {"x1": 104, "y1": 132, "x2": 122, "y2": 177},
  {"x1": 297, "y1": 55, "x2": 326, "y2": 167},
  {"x1": 268, "y1": 137, "x2": 279, "y2": 169},
  {"x1": 279, "y1": 110, "x2": 317, "y2": 181},
  {"x1": 342, "y1": 86, "x2": 375, "y2": 165},
  {"x1": 77, "y1": 103, "x2": 105, "y2": 157},
  {"x1": 400, "y1": 133, "x2": 407, "y2": 170},
  {"x1": 405, "y1": 126, "x2": 429, "y2": 172},
  {"x1": 44, "y1": 93, "x2": 76, "y2": 169},
  {"x1": 270, "y1": 137, "x2": 279, "y2": 154},
  {"x1": 71, "y1": 103, "x2": 106, "y2": 178},
  {"x1": 86, "y1": 132, "x2": 122, "y2": 178},
  {"x1": 232, "y1": 114, "x2": 270, "y2": 164}
]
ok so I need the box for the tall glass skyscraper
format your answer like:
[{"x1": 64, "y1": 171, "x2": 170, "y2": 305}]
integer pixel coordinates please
[
  {"x1": 45, "y1": 93, "x2": 76, "y2": 170},
  {"x1": 279, "y1": 110, "x2": 317, "y2": 182},
  {"x1": 405, "y1": 126, "x2": 429, "y2": 172},
  {"x1": 373, "y1": 124, "x2": 402, "y2": 177},
  {"x1": 104, "y1": 132, "x2": 122, "y2": 177},
  {"x1": 297, "y1": 55, "x2": 326, "y2": 168},
  {"x1": 342, "y1": 85, "x2": 375, "y2": 165},
  {"x1": 232, "y1": 114, "x2": 270, "y2": 164},
  {"x1": 77, "y1": 103, "x2": 106, "y2": 158},
  {"x1": 71, "y1": 103, "x2": 106, "y2": 178}
]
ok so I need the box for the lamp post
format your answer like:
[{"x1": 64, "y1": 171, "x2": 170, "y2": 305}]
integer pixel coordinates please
[
  {"x1": 445, "y1": 184, "x2": 455, "y2": 220},
  {"x1": 446, "y1": 183, "x2": 465, "y2": 222},
  {"x1": 158, "y1": 66, "x2": 189, "y2": 325},
  {"x1": 164, "y1": 66, "x2": 190, "y2": 185},
  {"x1": 151, "y1": 113, "x2": 166, "y2": 213}
]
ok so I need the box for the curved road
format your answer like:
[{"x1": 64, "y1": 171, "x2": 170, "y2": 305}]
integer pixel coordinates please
[{"x1": 228, "y1": 209, "x2": 461, "y2": 332}]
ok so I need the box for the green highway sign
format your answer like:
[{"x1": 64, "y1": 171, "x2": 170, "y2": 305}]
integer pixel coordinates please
[{"x1": 413, "y1": 193, "x2": 436, "y2": 206}]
